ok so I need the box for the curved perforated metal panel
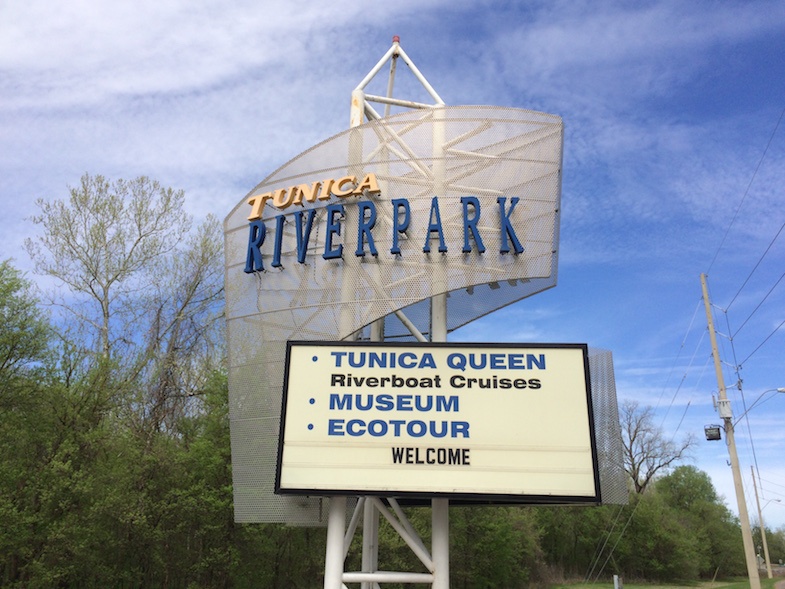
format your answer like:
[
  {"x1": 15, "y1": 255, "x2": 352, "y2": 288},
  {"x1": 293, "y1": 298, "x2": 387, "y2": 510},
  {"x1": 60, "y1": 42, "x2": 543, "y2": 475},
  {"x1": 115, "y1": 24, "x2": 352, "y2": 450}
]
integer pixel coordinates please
[{"x1": 588, "y1": 348, "x2": 628, "y2": 505}]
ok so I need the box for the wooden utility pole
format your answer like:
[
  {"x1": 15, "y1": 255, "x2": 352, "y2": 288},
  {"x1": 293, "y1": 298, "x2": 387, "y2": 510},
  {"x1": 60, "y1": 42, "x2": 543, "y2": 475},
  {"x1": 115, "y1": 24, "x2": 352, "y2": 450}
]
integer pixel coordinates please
[
  {"x1": 701, "y1": 273, "x2": 760, "y2": 589},
  {"x1": 751, "y1": 467, "x2": 773, "y2": 579}
]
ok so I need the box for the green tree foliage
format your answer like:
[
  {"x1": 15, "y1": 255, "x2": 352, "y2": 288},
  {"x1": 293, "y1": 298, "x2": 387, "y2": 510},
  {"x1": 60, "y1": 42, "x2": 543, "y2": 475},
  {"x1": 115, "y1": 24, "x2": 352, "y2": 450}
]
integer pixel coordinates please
[
  {"x1": 0, "y1": 357, "x2": 324, "y2": 588},
  {"x1": 0, "y1": 260, "x2": 49, "y2": 389},
  {"x1": 535, "y1": 466, "x2": 747, "y2": 583},
  {"x1": 621, "y1": 469, "x2": 743, "y2": 582},
  {"x1": 0, "y1": 175, "x2": 762, "y2": 587},
  {"x1": 656, "y1": 466, "x2": 746, "y2": 578},
  {"x1": 0, "y1": 260, "x2": 53, "y2": 583},
  {"x1": 450, "y1": 506, "x2": 542, "y2": 589},
  {"x1": 535, "y1": 505, "x2": 618, "y2": 579},
  {"x1": 759, "y1": 524, "x2": 785, "y2": 566},
  {"x1": 613, "y1": 490, "x2": 705, "y2": 580},
  {"x1": 2, "y1": 174, "x2": 234, "y2": 586}
]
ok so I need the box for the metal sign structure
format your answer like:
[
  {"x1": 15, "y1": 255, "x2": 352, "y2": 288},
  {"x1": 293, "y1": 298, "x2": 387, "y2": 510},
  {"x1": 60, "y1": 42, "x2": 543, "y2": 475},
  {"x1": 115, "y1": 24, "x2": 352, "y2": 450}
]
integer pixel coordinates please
[{"x1": 223, "y1": 37, "x2": 626, "y2": 588}]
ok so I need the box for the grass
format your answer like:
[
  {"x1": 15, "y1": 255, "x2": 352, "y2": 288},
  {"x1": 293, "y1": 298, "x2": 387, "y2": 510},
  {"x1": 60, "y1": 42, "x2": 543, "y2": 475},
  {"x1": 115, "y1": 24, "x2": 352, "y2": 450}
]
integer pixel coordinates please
[{"x1": 550, "y1": 578, "x2": 782, "y2": 589}]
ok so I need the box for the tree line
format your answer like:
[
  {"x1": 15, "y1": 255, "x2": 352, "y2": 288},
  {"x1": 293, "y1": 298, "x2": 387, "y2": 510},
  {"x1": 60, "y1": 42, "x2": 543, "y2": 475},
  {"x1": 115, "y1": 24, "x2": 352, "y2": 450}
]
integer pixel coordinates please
[{"x1": 1, "y1": 174, "x2": 782, "y2": 587}]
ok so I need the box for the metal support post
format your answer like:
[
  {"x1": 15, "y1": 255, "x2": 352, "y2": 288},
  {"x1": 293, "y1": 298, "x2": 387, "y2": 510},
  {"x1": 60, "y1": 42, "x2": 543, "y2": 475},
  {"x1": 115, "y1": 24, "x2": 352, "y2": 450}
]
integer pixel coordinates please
[
  {"x1": 429, "y1": 97, "x2": 449, "y2": 589},
  {"x1": 323, "y1": 35, "x2": 452, "y2": 589},
  {"x1": 431, "y1": 498, "x2": 450, "y2": 589},
  {"x1": 361, "y1": 499, "x2": 379, "y2": 589},
  {"x1": 324, "y1": 497, "x2": 348, "y2": 589}
]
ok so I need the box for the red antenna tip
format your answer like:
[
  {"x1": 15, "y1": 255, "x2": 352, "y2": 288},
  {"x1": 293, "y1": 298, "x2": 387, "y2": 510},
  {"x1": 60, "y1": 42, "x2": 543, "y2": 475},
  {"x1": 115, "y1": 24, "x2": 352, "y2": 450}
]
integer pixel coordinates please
[{"x1": 393, "y1": 35, "x2": 400, "y2": 43}]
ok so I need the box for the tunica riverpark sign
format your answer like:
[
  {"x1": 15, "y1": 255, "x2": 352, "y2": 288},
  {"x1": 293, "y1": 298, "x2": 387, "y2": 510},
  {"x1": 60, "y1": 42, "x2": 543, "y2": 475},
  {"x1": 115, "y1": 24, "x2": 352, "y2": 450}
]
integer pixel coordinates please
[
  {"x1": 277, "y1": 341, "x2": 600, "y2": 502},
  {"x1": 224, "y1": 104, "x2": 626, "y2": 524}
]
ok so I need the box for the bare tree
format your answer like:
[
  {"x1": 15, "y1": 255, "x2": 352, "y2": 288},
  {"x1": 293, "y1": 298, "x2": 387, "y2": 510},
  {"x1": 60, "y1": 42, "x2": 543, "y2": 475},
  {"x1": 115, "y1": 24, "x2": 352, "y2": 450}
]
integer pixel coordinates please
[
  {"x1": 132, "y1": 214, "x2": 224, "y2": 431},
  {"x1": 25, "y1": 174, "x2": 191, "y2": 359},
  {"x1": 620, "y1": 399, "x2": 695, "y2": 494},
  {"x1": 25, "y1": 174, "x2": 224, "y2": 431}
]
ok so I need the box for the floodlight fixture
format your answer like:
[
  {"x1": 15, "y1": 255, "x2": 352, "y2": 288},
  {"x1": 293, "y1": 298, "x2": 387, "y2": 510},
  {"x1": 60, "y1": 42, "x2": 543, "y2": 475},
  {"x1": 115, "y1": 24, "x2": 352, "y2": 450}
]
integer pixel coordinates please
[{"x1": 704, "y1": 424, "x2": 722, "y2": 441}]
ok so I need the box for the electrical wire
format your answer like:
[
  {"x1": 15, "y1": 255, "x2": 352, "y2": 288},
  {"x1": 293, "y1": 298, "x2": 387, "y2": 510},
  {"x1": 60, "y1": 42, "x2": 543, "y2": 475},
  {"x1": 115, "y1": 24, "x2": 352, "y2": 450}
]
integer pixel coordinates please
[
  {"x1": 738, "y1": 317, "x2": 785, "y2": 367},
  {"x1": 583, "y1": 504, "x2": 626, "y2": 583},
  {"x1": 732, "y1": 269, "x2": 785, "y2": 340},
  {"x1": 658, "y1": 325, "x2": 707, "y2": 428},
  {"x1": 585, "y1": 290, "x2": 711, "y2": 580},
  {"x1": 587, "y1": 103, "x2": 785, "y2": 583},
  {"x1": 760, "y1": 477, "x2": 785, "y2": 492},
  {"x1": 713, "y1": 305, "x2": 762, "y2": 484},
  {"x1": 726, "y1": 220, "x2": 785, "y2": 313},
  {"x1": 587, "y1": 505, "x2": 638, "y2": 583},
  {"x1": 654, "y1": 298, "x2": 704, "y2": 412},
  {"x1": 706, "y1": 104, "x2": 785, "y2": 274}
]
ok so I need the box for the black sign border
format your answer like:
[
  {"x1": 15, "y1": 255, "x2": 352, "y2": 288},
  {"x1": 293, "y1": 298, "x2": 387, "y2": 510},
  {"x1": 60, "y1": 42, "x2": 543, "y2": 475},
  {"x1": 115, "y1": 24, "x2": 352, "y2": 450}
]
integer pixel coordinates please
[{"x1": 275, "y1": 340, "x2": 601, "y2": 505}]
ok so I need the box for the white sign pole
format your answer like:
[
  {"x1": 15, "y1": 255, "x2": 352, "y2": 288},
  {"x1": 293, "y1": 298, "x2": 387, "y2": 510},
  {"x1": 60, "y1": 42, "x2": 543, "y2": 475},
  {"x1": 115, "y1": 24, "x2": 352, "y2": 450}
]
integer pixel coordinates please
[
  {"x1": 323, "y1": 496, "x2": 347, "y2": 589},
  {"x1": 430, "y1": 94, "x2": 450, "y2": 589},
  {"x1": 324, "y1": 36, "x2": 451, "y2": 589},
  {"x1": 322, "y1": 59, "x2": 370, "y2": 589}
]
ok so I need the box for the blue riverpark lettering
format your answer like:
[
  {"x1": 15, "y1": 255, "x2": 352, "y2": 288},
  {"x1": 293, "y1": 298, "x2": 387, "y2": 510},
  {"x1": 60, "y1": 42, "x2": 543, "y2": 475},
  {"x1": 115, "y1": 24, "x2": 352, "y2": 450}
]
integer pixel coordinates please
[{"x1": 244, "y1": 196, "x2": 526, "y2": 273}]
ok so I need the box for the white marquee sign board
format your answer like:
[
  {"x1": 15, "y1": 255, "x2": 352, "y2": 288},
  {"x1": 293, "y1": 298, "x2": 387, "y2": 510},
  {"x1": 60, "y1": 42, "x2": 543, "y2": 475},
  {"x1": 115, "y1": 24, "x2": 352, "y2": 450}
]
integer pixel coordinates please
[{"x1": 276, "y1": 341, "x2": 600, "y2": 502}]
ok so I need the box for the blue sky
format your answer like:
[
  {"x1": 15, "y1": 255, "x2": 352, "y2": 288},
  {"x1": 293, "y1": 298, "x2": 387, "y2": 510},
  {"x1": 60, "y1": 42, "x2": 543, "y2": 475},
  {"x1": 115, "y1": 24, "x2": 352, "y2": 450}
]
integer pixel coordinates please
[{"x1": 2, "y1": 1, "x2": 785, "y2": 529}]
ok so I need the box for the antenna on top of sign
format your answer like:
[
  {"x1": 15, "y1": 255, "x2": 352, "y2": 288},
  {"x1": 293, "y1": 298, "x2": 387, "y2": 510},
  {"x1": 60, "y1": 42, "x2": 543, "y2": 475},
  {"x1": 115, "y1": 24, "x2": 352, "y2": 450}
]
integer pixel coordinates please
[
  {"x1": 323, "y1": 37, "x2": 451, "y2": 589},
  {"x1": 350, "y1": 36, "x2": 446, "y2": 127}
]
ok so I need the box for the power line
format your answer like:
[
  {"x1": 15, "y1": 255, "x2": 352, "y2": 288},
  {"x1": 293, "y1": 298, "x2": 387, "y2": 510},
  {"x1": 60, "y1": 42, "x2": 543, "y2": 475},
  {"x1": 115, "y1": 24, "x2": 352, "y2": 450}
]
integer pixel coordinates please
[
  {"x1": 726, "y1": 220, "x2": 785, "y2": 313},
  {"x1": 583, "y1": 504, "x2": 627, "y2": 583},
  {"x1": 760, "y1": 477, "x2": 785, "y2": 491},
  {"x1": 738, "y1": 317, "x2": 785, "y2": 367},
  {"x1": 657, "y1": 300, "x2": 706, "y2": 427},
  {"x1": 732, "y1": 269, "x2": 785, "y2": 340},
  {"x1": 707, "y1": 104, "x2": 785, "y2": 274}
]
